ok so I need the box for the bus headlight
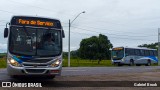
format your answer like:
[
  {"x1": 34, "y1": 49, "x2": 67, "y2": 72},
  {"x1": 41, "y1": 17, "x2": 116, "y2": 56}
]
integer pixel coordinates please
[
  {"x1": 8, "y1": 58, "x2": 21, "y2": 67},
  {"x1": 50, "y1": 59, "x2": 61, "y2": 67},
  {"x1": 121, "y1": 58, "x2": 124, "y2": 61}
]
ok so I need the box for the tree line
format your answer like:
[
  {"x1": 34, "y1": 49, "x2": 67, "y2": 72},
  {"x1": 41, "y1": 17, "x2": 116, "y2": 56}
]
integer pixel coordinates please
[{"x1": 138, "y1": 42, "x2": 158, "y2": 49}]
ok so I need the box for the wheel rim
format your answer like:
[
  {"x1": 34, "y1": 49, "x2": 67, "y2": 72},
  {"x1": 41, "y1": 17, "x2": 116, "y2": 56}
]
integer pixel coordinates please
[
  {"x1": 147, "y1": 60, "x2": 151, "y2": 66},
  {"x1": 130, "y1": 61, "x2": 133, "y2": 65}
]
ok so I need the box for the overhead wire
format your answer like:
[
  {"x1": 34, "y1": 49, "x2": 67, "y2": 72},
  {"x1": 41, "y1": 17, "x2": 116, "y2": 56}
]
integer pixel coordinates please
[
  {"x1": 71, "y1": 26, "x2": 156, "y2": 38},
  {"x1": 71, "y1": 23, "x2": 156, "y2": 36}
]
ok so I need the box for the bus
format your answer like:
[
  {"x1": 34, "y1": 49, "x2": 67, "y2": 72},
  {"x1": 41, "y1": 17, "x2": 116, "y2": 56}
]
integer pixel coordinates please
[
  {"x1": 4, "y1": 16, "x2": 65, "y2": 78},
  {"x1": 111, "y1": 47, "x2": 158, "y2": 66}
]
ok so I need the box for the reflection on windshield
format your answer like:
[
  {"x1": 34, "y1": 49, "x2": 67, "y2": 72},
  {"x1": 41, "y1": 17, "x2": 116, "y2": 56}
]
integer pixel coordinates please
[
  {"x1": 9, "y1": 27, "x2": 62, "y2": 56},
  {"x1": 112, "y1": 50, "x2": 124, "y2": 60}
]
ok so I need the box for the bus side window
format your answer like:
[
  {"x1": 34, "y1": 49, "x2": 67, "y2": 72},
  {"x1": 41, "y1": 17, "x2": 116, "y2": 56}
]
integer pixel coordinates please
[
  {"x1": 133, "y1": 49, "x2": 136, "y2": 55},
  {"x1": 128, "y1": 49, "x2": 132, "y2": 55},
  {"x1": 154, "y1": 50, "x2": 158, "y2": 56},
  {"x1": 156, "y1": 51, "x2": 158, "y2": 56},
  {"x1": 135, "y1": 49, "x2": 137, "y2": 55},
  {"x1": 149, "y1": 50, "x2": 154, "y2": 56},
  {"x1": 144, "y1": 50, "x2": 147, "y2": 56},
  {"x1": 140, "y1": 50, "x2": 144, "y2": 56},
  {"x1": 145, "y1": 50, "x2": 149, "y2": 56},
  {"x1": 125, "y1": 48, "x2": 129, "y2": 56},
  {"x1": 153, "y1": 51, "x2": 155, "y2": 56},
  {"x1": 137, "y1": 49, "x2": 141, "y2": 56},
  {"x1": 138, "y1": 49, "x2": 141, "y2": 56},
  {"x1": 130, "y1": 49, "x2": 135, "y2": 55},
  {"x1": 148, "y1": 50, "x2": 151, "y2": 56}
]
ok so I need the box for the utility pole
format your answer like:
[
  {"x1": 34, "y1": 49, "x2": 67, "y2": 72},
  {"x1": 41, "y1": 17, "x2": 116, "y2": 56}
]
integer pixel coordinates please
[
  {"x1": 68, "y1": 20, "x2": 71, "y2": 67},
  {"x1": 68, "y1": 11, "x2": 85, "y2": 67},
  {"x1": 158, "y1": 28, "x2": 160, "y2": 65}
]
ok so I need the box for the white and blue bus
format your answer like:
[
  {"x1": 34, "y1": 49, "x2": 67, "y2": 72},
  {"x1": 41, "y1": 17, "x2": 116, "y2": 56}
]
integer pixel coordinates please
[
  {"x1": 111, "y1": 47, "x2": 158, "y2": 66},
  {"x1": 4, "y1": 16, "x2": 65, "y2": 78}
]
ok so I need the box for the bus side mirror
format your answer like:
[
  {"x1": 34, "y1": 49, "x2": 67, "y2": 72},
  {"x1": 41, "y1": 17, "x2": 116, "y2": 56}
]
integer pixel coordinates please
[
  {"x1": 62, "y1": 30, "x2": 65, "y2": 38},
  {"x1": 4, "y1": 28, "x2": 8, "y2": 38}
]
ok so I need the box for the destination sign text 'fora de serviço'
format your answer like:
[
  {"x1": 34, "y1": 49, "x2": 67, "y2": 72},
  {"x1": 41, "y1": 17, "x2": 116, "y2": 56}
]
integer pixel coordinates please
[{"x1": 17, "y1": 19, "x2": 54, "y2": 27}]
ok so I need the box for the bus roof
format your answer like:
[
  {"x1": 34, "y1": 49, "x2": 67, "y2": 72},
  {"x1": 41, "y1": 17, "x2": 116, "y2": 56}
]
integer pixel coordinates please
[{"x1": 112, "y1": 46, "x2": 157, "y2": 50}]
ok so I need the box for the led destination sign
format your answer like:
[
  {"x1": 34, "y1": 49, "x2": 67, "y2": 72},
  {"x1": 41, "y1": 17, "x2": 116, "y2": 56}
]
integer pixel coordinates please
[
  {"x1": 112, "y1": 48, "x2": 123, "y2": 50},
  {"x1": 10, "y1": 16, "x2": 62, "y2": 29},
  {"x1": 18, "y1": 19, "x2": 54, "y2": 27}
]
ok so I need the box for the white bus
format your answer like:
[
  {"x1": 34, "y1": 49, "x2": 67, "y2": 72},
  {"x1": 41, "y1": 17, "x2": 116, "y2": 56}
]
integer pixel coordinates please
[
  {"x1": 4, "y1": 16, "x2": 65, "y2": 78},
  {"x1": 111, "y1": 47, "x2": 158, "y2": 66}
]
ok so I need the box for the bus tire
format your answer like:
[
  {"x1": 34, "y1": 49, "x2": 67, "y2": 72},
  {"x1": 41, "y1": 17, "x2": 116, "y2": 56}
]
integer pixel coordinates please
[
  {"x1": 129, "y1": 60, "x2": 134, "y2": 66},
  {"x1": 10, "y1": 75, "x2": 22, "y2": 79},
  {"x1": 10, "y1": 75, "x2": 15, "y2": 78},
  {"x1": 136, "y1": 64, "x2": 141, "y2": 66},
  {"x1": 117, "y1": 63, "x2": 122, "y2": 66},
  {"x1": 46, "y1": 75, "x2": 55, "y2": 79},
  {"x1": 145, "y1": 60, "x2": 151, "y2": 66}
]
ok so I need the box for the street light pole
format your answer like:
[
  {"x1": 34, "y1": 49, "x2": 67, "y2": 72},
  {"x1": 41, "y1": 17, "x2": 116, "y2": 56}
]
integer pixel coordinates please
[
  {"x1": 158, "y1": 28, "x2": 160, "y2": 65},
  {"x1": 68, "y1": 11, "x2": 85, "y2": 67},
  {"x1": 68, "y1": 19, "x2": 71, "y2": 67}
]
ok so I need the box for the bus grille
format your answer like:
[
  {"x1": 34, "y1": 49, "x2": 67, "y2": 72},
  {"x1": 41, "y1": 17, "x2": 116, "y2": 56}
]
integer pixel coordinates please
[
  {"x1": 23, "y1": 64, "x2": 47, "y2": 67},
  {"x1": 22, "y1": 59, "x2": 53, "y2": 63},
  {"x1": 25, "y1": 69, "x2": 46, "y2": 73}
]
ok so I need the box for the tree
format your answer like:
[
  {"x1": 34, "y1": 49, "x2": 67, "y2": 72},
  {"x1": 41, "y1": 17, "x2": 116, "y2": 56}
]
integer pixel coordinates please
[
  {"x1": 138, "y1": 42, "x2": 158, "y2": 49},
  {"x1": 80, "y1": 36, "x2": 98, "y2": 60},
  {"x1": 79, "y1": 34, "x2": 113, "y2": 64},
  {"x1": 97, "y1": 34, "x2": 113, "y2": 64},
  {"x1": 71, "y1": 50, "x2": 79, "y2": 59},
  {"x1": 63, "y1": 52, "x2": 68, "y2": 58}
]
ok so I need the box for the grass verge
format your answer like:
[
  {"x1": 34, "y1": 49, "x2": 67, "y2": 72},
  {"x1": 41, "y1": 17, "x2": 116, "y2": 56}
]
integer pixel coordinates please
[
  {"x1": 0, "y1": 58, "x2": 7, "y2": 68},
  {"x1": 62, "y1": 58, "x2": 112, "y2": 67}
]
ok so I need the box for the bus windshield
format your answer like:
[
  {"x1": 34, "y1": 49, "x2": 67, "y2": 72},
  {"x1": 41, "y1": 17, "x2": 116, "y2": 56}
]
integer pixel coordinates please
[
  {"x1": 112, "y1": 48, "x2": 124, "y2": 60},
  {"x1": 9, "y1": 26, "x2": 62, "y2": 56}
]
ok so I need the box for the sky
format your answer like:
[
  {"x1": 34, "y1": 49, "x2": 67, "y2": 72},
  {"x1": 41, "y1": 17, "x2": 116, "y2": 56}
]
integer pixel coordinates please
[{"x1": 0, "y1": 0, "x2": 160, "y2": 52}]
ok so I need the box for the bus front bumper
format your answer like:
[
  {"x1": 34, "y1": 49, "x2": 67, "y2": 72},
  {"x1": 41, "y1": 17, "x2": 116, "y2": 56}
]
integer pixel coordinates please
[
  {"x1": 112, "y1": 60, "x2": 123, "y2": 64},
  {"x1": 7, "y1": 64, "x2": 62, "y2": 76}
]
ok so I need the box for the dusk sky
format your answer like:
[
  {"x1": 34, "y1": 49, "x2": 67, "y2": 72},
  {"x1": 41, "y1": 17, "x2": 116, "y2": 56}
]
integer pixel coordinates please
[{"x1": 0, "y1": 0, "x2": 159, "y2": 52}]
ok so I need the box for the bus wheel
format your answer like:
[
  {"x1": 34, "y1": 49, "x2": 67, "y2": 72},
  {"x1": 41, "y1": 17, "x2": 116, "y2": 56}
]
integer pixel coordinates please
[
  {"x1": 46, "y1": 75, "x2": 55, "y2": 79},
  {"x1": 136, "y1": 64, "x2": 141, "y2": 66},
  {"x1": 118, "y1": 63, "x2": 122, "y2": 66},
  {"x1": 10, "y1": 75, "x2": 16, "y2": 78},
  {"x1": 145, "y1": 60, "x2": 151, "y2": 66},
  {"x1": 10, "y1": 75, "x2": 22, "y2": 79},
  {"x1": 129, "y1": 60, "x2": 134, "y2": 66}
]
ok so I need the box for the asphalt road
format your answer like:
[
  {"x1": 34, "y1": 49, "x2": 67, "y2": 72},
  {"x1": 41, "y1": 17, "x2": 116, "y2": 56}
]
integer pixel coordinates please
[
  {"x1": 1, "y1": 66, "x2": 160, "y2": 89},
  {"x1": 0, "y1": 66, "x2": 160, "y2": 80},
  {"x1": 61, "y1": 66, "x2": 160, "y2": 76}
]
